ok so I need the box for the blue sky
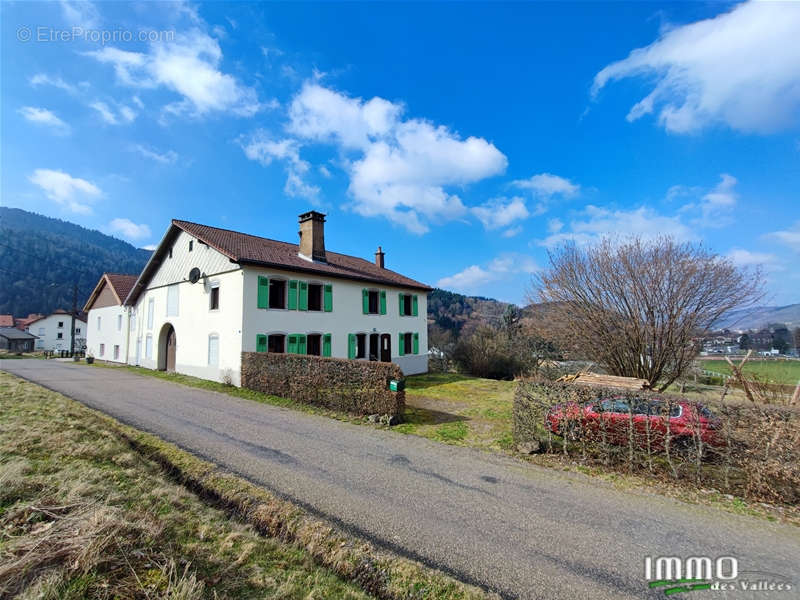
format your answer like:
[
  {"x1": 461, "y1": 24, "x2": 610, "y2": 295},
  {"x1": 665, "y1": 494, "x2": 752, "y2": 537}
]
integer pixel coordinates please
[{"x1": 3, "y1": 1, "x2": 799, "y2": 305}]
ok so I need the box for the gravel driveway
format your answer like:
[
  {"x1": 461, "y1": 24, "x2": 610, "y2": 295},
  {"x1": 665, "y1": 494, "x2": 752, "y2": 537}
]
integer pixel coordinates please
[{"x1": 2, "y1": 359, "x2": 797, "y2": 600}]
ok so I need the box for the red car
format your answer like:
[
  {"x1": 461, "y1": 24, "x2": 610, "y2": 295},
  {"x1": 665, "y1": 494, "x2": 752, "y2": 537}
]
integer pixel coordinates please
[{"x1": 545, "y1": 397, "x2": 724, "y2": 451}]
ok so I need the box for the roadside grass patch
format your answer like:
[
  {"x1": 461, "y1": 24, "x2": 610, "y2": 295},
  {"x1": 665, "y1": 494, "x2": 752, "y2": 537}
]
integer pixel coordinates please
[{"x1": 434, "y1": 422, "x2": 469, "y2": 443}]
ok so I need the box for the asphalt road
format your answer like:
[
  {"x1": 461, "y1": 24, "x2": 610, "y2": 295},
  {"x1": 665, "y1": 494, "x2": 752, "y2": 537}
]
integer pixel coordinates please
[{"x1": 2, "y1": 359, "x2": 798, "y2": 599}]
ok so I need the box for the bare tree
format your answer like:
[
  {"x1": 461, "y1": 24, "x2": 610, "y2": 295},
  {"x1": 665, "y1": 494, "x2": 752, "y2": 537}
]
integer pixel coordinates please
[{"x1": 530, "y1": 237, "x2": 764, "y2": 391}]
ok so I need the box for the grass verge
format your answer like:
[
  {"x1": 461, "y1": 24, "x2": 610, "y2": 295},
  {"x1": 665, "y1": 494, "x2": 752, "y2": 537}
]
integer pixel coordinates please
[{"x1": 0, "y1": 370, "x2": 494, "y2": 600}]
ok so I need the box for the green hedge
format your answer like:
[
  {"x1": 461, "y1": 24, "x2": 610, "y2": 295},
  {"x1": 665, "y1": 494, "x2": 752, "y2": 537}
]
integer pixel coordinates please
[{"x1": 241, "y1": 352, "x2": 405, "y2": 417}]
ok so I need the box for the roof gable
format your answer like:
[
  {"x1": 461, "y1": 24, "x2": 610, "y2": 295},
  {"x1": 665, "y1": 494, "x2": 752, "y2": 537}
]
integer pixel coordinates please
[{"x1": 84, "y1": 273, "x2": 138, "y2": 311}]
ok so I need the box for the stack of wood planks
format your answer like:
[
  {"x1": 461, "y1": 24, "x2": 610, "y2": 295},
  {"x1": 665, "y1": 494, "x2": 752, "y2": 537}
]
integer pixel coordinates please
[{"x1": 556, "y1": 372, "x2": 650, "y2": 391}]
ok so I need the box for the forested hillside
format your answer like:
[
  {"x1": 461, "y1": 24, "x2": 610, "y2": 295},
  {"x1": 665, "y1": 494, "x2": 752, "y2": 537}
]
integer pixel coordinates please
[
  {"x1": 427, "y1": 288, "x2": 510, "y2": 336},
  {"x1": 0, "y1": 208, "x2": 151, "y2": 316}
]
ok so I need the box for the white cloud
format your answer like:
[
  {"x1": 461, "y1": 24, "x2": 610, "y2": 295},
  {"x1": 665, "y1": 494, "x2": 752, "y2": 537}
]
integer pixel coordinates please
[
  {"x1": 142, "y1": 244, "x2": 157, "y2": 251},
  {"x1": 471, "y1": 196, "x2": 529, "y2": 230},
  {"x1": 767, "y1": 221, "x2": 800, "y2": 252},
  {"x1": 678, "y1": 173, "x2": 738, "y2": 228},
  {"x1": 109, "y1": 218, "x2": 151, "y2": 241},
  {"x1": 437, "y1": 254, "x2": 538, "y2": 294},
  {"x1": 18, "y1": 107, "x2": 70, "y2": 134},
  {"x1": 319, "y1": 165, "x2": 332, "y2": 178},
  {"x1": 86, "y1": 30, "x2": 262, "y2": 118},
  {"x1": 29, "y1": 73, "x2": 78, "y2": 94},
  {"x1": 60, "y1": 0, "x2": 100, "y2": 28},
  {"x1": 538, "y1": 205, "x2": 696, "y2": 248},
  {"x1": 592, "y1": 1, "x2": 800, "y2": 134},
  {"x1": 28, "y1": 169, "x2": 102, "y2": 214},
  {"x1": 287, "y1": 83, "x2": 507, "y2": 233},
  {"x1": 239, "y1": 132, "x2": 319, "y2": 201},
  {"x1": 132, "y1": 144, "x2": 178, "y2": 164},
  {"x1": 513, "y1": 173, "x2": 579, "y2": 198},
  {"x1": 726, "y1": 248, "x2": 778, "y2": 267},
  {"x1": 89, "y1": 100, "x2": 137, "y2": 125},
  {"x1": 502, "y1": 226, "x2": 523, "y2": 238}
]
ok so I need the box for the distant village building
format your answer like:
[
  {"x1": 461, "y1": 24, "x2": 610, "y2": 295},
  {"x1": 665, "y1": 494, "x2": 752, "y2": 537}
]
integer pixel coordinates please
[
  {"x1": 25, "y1": 310, "x2": 87, "y2": 351},
  {"x1": 85, "y1": 211, "x2": 430, "y2": 385},
  {"x1": 0, "y1": 327, "x2": 37, "y2": 352}
]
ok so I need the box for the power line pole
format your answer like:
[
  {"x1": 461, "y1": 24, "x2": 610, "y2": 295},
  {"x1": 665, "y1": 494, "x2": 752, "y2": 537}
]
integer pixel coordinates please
[{"x1": 70, "y1": 282, "x2": 77, "y2": 355}]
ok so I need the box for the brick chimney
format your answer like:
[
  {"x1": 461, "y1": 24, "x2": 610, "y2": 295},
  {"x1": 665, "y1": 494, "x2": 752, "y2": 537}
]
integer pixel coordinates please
[
  {"x1": 375, "y1": 246, "x2": 385, "y2": 269},
  {"x1": 298, "y1": 211, "x2": 326, "y2": 262}
]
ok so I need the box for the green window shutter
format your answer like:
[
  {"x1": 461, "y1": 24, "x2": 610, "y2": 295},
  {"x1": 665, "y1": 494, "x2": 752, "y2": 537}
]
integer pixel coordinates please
[
  {"x1": 323, "y1": 333, "x2": 332, "y2": 357},
  {"x1": 362, "y1": 289, "x2": 369, "y2": 314},
  {"x1": 412, "y1": 295, "x2": 418, "y2": 316},
  {"x1": 348, "y1": 333, "x2": 356, "y2": 359},
  {"x1": 298, "y1": 282, "x2": 308, "y2": 311},
  {"x1": 297, "y1": 334, "x2": 307, "y2": 355},
  {"x1": 256, "y1": 334, "x2": 267, "y2": 353},
  {"x1": 399, "y1": 293, "x2": 405, "y2": 316},
  {"x1": 413, "y1": 332, "x2": 419, "y2": 355},
  {"x1": 287, "y1": 335, "x2": 298, "y2": 354},
  {"x1": 257, "y1": 276, "x2": 269, "y2": 308},
  {"x1": 379, "y1": 290, "x2": 387, "y2": 315},
  {"x1": 288, "y1": 280, "x2": 298, "y2": 310},
  {"x1": 398, "y1": 333, "x2": 405, "y2": 356},
  {"x1": 323, "y1": 284, "x2": 333, "y2": 312}
]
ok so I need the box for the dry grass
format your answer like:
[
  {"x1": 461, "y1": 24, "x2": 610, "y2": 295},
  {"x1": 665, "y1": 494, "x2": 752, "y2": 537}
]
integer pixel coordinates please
[{"x1": 0, "y1": 372, "x2": 493, "y2": 600}]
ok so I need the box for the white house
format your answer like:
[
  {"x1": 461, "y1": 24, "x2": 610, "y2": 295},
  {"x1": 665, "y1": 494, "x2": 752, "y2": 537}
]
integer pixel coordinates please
[
  {"x1": 87, "y1": 211, "x2": 430, "y2": 385},
  {"x1": 25, "y1": 310, "x2": 86, "y2": 352},
  {"x1": 83, "y1": 273, "x2": 138, "y2": 362}
]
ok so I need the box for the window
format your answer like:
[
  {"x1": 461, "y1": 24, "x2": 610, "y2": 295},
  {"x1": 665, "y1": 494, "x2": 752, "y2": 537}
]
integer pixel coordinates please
[
  {"x1": 169, "y1": 247, "x2": 173, "y2": 259},
  {"x1": 76, "y1": 327, "x2": 81, "y2": 334},
  {"x1": 268, "y1": 334, "x2": 285, "y2": 353},
  {"x1": 57, "y1": 332, "x2": 63, "y2": 339},
  {"x1": 167, "y1": 285, "x2": 179, "y2": 316},
  {"x1": 38, "y1": 327, "x2": 44, "y2": 336},
  {"x1": 363, "y1": 289, "x2": 386, "y2": 315},
  {"x1": 58, "y1": 321, "x2": 64, "y2": 328},
  {"x1": 287, "y1": 334, "x2": 306, "y2": 354},
  {"x1": 269, "y1": 279, "x2": 286, "y2": 309},
  {"x1": 208, "y1": 334, "x2": 219, "y2": 366},
  {"x1": 117, "y1": 314, "x2": 122, "y2": 331},
  {"x1": 398, "y1": 332, "x2": 419, "y2": 356},
  {"x1": 113, "y1": 345, "x2": 120, "y2": 360},
  {"x1": 189, "y1": 240, "x2": 193, "y2": 252},
  {"x1": 356, "y1": 333, "x2": 366, "y2": 359},
  {"x1": 308, "y1": 284, "x2": 323, "y2": 311},
  {"x1": 130, "y1": 311, "x2": 136, "y2": 331},
  {"x1": 369, "y1": 333, "x2": 379, "y2": 361},
  {"x1": 147, "y1": 299, "x2": 154, "y2": 329},
  {"x1": 399, "y1": 293, "x2": 418, "y2": 317},
  {"x1": 307, "y1": 334, "x2": 322, "y2": 356},
  {"x1": 209, "y1": 285, "x2": 220, "y2": 310},
  {"x1": 97, "y1": 316, "x2": 101, "y2": 330},
  {"x1": 145, "y1": 335, "x2": 153, "y2": 359},
  {"x1": 99, "y1": 343, "x2": 105, "y2": 357}
]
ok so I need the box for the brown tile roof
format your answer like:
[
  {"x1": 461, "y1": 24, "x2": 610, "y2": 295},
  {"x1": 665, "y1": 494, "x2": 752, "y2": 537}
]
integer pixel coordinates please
[
  {"x1": 15, "y1": 314, "x2": 44, "y2": 330},
  {"x1": 172, "y1": 219, "x2": 433, "y2": 292},
  {"x1": 0, "y1": 315, "x2": 14, "y2": 327},
  {"x1": 106, "y1": 273, "x2": 138, "y2": 302}
]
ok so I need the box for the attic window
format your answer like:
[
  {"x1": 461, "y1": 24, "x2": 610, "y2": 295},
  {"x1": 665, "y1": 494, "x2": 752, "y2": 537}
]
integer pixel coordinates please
[
  {"x1": 189, "y1": 240, "x2": 193, "y2": 252},
  {"x1": 169, "y1": 248, "x2": 173, "y2": 259}
]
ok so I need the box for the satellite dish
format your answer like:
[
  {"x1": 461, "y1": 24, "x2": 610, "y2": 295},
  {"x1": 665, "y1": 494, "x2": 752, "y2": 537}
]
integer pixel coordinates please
[{"x1": 188, "y1": 267, "x2": 201, "y2": 284}]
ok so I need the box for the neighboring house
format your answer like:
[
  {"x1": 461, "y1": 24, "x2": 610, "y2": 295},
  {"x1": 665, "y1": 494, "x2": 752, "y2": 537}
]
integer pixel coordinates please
[
  {"x1": 25, "y1": 310, "x2": 87, "y2": 351},
  {"x1": 0, "y1": 315, "x2": 15, "y2": 328},
  {"x1": 14, "y1": 313, "x2": 45, "y2": 330},
  {"x1": 114, "y1": 211, "x2": 430, "y2": 385},
  {"x1": 84, "y1": 273, "x2": 139, "y2": 363},
  {"x1": 0, "y1": 327, "x2": 37, "y2": 352}
]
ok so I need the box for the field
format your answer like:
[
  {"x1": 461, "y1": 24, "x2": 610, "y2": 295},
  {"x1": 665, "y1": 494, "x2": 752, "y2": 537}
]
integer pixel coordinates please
[
  {"x1": 401, "y1": 373, "x2": 516, "y2": 449},
  {"x1": 696, "y1": 358, "x2": 800, "y2": 386}
]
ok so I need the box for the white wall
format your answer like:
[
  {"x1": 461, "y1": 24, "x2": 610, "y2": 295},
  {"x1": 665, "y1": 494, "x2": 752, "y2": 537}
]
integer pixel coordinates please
[
  {"x1": 27, "y1": 314, "x2": 86, "y2": 351},
  {"x1": 128, "y1": 231, "x2": 244, "y2": 384},
  {"x1": 241, "y1": 266, "x2": 428, "y2": 376},
  {"x1": 86, "y1": 305, "x2": 130, "y2": 362}
]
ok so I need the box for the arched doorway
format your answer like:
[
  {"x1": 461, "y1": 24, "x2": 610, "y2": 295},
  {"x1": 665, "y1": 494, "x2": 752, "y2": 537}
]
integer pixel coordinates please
[{"x1": 158, "y1": 323, "x2": 176, "y2": 372}]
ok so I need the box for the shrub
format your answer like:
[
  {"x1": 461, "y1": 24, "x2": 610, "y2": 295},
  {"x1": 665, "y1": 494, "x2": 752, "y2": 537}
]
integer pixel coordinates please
[
  {"x1": 241, "y1": 352, "x2": 405, "y2": 417},
  {"x1": 513, "y1": 380, "x2": 800, "y2": 505}
]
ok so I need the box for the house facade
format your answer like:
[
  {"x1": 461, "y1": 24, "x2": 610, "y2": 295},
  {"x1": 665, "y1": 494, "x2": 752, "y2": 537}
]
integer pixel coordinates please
[
  {"x1": 0, "y1": 327, "x2": 37, "y2": 352},
  {"x1": 25, "y1": 310, "x2": 86, "y2": 351},
  {"x1": 87, "y1": 211, "x2": 429, "y2": 385},
  {"x1": 83, "y1": 273, "x2": 138, "y2": 362}
]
